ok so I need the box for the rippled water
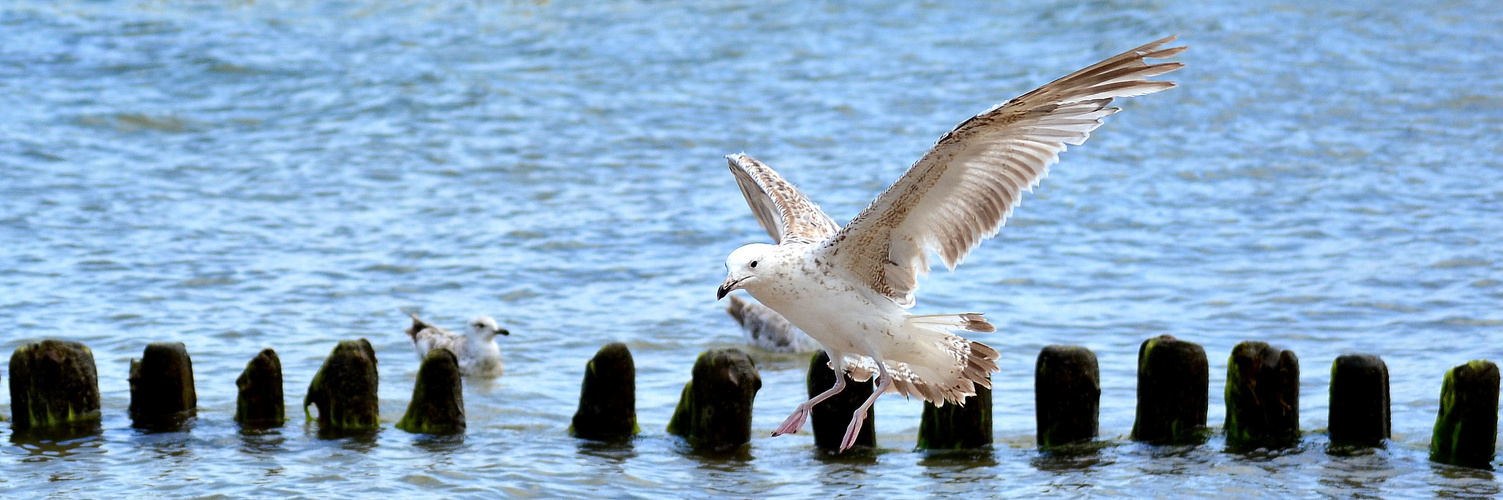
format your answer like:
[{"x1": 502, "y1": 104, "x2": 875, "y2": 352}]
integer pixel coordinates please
[{"x1": 3, "y1": 0, "x2": 1502, "y2": 497}]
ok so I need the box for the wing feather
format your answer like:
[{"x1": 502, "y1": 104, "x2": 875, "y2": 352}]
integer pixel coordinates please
[
  {"x1": 818, "y1": 36, "x2": 1185, "y2": 306},
  {"x1": 727, "y1": 153, "x2": 840, "y2": 244}
]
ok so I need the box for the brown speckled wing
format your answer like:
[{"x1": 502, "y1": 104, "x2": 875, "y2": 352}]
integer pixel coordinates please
[
  {"x1": 727, "y1": 153, "x2": 840, "y2": 245},
  {"x1": 819, "y1": 36, "x2": 1185, "y2": 307}
]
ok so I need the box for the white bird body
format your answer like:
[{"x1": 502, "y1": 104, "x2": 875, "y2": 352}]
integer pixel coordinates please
[
  {"x1": 725, "y1": 294, "x2": 821, "y2": 353},
  {"x1": 717, "y1": 36, "x2": 1185, "y2": 452},
  {"x1": 405, "y1": 313, "x2": 510, "y2": 378}
]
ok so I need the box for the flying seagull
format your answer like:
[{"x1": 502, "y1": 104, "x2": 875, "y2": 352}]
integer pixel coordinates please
[
  {"x1": 716, "y1": 36, "x2": 1185, "y2": 452},
  {"x1": 405, "y1": 313, "x2": 511, "y2": 378}
]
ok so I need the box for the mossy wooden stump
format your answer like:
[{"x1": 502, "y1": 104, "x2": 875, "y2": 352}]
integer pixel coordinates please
[
  {"x1": 1224, "y1": 341, "x2": 1300, "y2": 449},
  {"x1": 570, "y1": 342, "x2": 639, "y2": 441},
  {"x1": 8, "y1": 339, "x2": 102, "y2": 432},
  {"x1": 129, "y1": 342, "x2": 197, "y2": 429},
  {"x1": 1131, "y1": 335, "x2": 1208, "y2": 444},
  {"x1": 1328, "y1": 354, "x2": 1389, "y2": 447},
  {"x1": 808, "y1": 351, "x2": 875, "y2": 450},
  {"x1": 667, "y1": 348, "x2": 761, "y2": 452},
  {"x1": 1430, "y1": 360, "x2": 1499, "y2": 468},
  {"x1": 1036, "y1": 345, "x2": 1100, "y2": 449},
  {"x1": 235, "y1": 348, "x2": 286, "y2": 428},
  {"x1": 304, "y1": 339, "x2": 380, "y2": 431},
  {"x1": 917, "y1": 374, "x2": 992, "y2": 451},
  {"x1": 397, "y1": 349, "x2": 465, "y2": 434}
]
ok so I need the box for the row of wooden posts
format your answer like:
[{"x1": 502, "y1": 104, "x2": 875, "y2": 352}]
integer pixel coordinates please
[{"x1": 5, "y1": 335, "x2": 1499, "y2": 468}]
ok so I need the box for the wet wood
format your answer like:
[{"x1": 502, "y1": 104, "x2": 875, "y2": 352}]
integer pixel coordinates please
[
  {"x1": 570, "y1": 342, "x2": 639, "y2": 441},
  {"x1": 1035, "y1": 345, "x2": 1100, "y2": 449}
]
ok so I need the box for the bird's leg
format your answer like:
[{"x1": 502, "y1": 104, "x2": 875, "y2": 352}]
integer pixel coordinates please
[
  {"x1": 772, "y1": 367, "x2": 848, "y2": 436},
  {"x1": 840, "y1": 359, "x2": 893, "y2": 452}
]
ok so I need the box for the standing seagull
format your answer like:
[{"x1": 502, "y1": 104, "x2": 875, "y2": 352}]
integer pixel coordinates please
[
  {"x1": 716, "y1": 36, "x2": 1185, "y2": 452},
  {"x1": 405, "y1": 313, "x2": 510, "y2": 378}
]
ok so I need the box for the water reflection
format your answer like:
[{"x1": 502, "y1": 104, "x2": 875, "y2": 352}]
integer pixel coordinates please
[
  {"x1": 238, "y1": 427, "x2": 287, "y2": 455},
  {"x1": 1317, "y1": 448, "x2": 1391, "y2": 499},
  {"x1": 1031, "y1": 441, "x2": 1114, "y2": 473},
  {"x1": 576, "y1": 438, "x2": 637, "y2": 463},
  {"x1": 9, "y1": 422, "x2": 106, "y2": 461},
  {"x1": 412, "y1": 433, "x2": 466, "y2": 456},
  {"x1": 304, "y1": 421, "x2": 381, "y2": 452},
  {"x1": 1431, "y1": 463, "x2": 1500, "y2": 498}
]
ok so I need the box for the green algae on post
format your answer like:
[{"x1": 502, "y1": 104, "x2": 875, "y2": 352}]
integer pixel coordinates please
[
  {"x1": 8, "y1": 340, "x2": 102, "y2": 431},
  {"x1": 569, "y1": 342, "x2": 639, "y2": 441},
  {"x1": 236, "y1": 348, "x2": 286, "y2": 428},
  {"x1": 304, "y1": 339, "x2": 381, "y2": 431},
  {"x1": 1328, "y1": 354, "x2": 1389, "y2": 447},
  {"x1": 129, "y1": 342, "x2": 198, "y2": 430},
  {"x1": 1036, "y1": 345, "x2": 1100, "y2": 449},
  {"x1": 1430, "y1": 360, "x2": 1499, "y2": 468},
  {"x1": 1223, "y1": 341, "x2": 1300, "y2": 449},
  {"x1": 807, "y1": 351, "x2": 875, "y2": 451},
  {"x1": 1131, "y1": 335, "x2": 1209, "y2": 444},
  {"x1": 397, "y1": 348, "x2": 465, "y2": 434},
  {"x1": 666, "y1": 348, "x2": 761, "y2": 452},
  {"x1": 917, "y1": 374, "x2": 992, "y2": 451}
]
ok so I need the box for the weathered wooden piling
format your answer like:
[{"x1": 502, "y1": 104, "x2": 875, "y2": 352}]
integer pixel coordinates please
[
  {"x1": 1223, "y1": 341, "x2": 1300, "y2": 449},
  {"x1": 1430, "y1": 360, "x2": 1499, "y2": 468},
  {"x1": 666, "y1": 348, "x2": 761, "y2": 452},
  {"x1": 917, "y1": 375, "x2": 992, "y2": 451},
  {"x1": 304, "y1": 339, "x2": 380, "y2": 431},
  {"x1": 1328, "y1": 354, "x2": 1389, "y2": 447},
  {"x1": 397, "y1": 348, "x2": 465, "y2": 434},
  {"x1": 129, "y1": 342, "x2": 197, "y2": 428},
  {"x1": 235, "y1": 348, "x2": 286, "y2": 428},
  {"x1": 808, "y1": 351, "x2": 875, "y2": 450},
  {"x1": 1036, "y1": 345, "x2": 1100, "y2": 449},
  {"x1": 1131, "y1": 335, "x2": 1208, "y2": 444},
  {"x1": 569, "y1": 342, "x2": 639, "y2": 441},
  {"x1": 8, "y1": 340, "x2": 102, "y2": 431}
]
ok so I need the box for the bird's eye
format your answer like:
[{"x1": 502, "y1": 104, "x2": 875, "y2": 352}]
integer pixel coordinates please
[{"x1": 750, "y1": 261, "x2": 758, "y2": 269}]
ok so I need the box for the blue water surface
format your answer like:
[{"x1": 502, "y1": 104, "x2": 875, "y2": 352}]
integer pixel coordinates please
[{"x1": 2, "y1": 0, "x2": 1501, "y2": 497}]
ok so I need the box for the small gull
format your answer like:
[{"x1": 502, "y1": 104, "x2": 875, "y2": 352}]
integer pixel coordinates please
[
  {"x1": 405, "y1": 313, "x2": 510, "y2": 378},
  {"x1": 726, "y1": 293, "x2": 822, "y2": 353},
  {"x1": 716, "y1": 36, "x2": 1185, "y2": 451}
]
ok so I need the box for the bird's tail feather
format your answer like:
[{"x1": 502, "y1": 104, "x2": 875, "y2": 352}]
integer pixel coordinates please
[
  {"x1": 405, "y1": 313, "x2": 435, "y2": 340},
  {"x1": 836, "y1": 314, "x2": 1000, "y2": 406}
]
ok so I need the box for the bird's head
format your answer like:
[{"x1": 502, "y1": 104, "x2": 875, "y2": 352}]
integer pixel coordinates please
[
  {"x1": 468, "y1": 315, "x2": 510, "y2": 340},
  {"x1": 718, "y1": 243, "x2": 776, "y2": 300}
]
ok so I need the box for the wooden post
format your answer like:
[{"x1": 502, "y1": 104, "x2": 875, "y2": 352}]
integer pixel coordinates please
[
  {"x1": 235, "y1": 348, "x2": 286, "y2": 428},
  {"x1": 667, "y1": 348, "x2": 761, "y2": 452},
  {"x1": 1224, "y1": 341, "x2": 1300, "y2": 449},
  {"x1": 129, "y1": 342, "x2": 197, "y2": 430},
  {"x1": 1131, "y1": 335, "x2": 1208, "y2": 444},
  {"x1": 1036, "y1": 345, "x2": 1100, "y2": 449},
  {"x1": 917, "y1": 375, "x2": 992, "y2": 450},
  {"x1": 1328, "y1": 354, "x2": 1389, "y2": 447},
  {"x1": 397, "y1": 349, "x2": 466, "y2": 434},
  {"x1": 303, "y1": 339, "x2": 380, "y2": 432},
  {"x1": 8, "y1": 340, "x2": 101, "y2": 433},
  {"x1": 1430, "y1": 360, "x2": 1499, "y2": 468},
  {"x1": 569, "y1": 342, "x2": 639, "y2": 441},
  {"x1": 807, "y1": 351, "x2": 875, "y2": 450}
]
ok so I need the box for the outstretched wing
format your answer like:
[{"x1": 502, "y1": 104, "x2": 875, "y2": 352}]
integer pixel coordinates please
[
  {"x1": 819, "y1": 36, "x2": 1186, "y2": 307},
  {"x1": 727, "y1": 153, "x2": 840, "y2": 244}
]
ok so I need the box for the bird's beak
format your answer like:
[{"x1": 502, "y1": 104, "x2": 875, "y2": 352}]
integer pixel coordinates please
[
  {"x1": 717, "y1": 275, "x2": 741, "y2": 300},
  {"x1": 498, "y1": 328, "x2": 510, "y2": 336}
]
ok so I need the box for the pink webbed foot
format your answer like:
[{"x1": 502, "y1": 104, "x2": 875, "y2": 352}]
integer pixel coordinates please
[
  {"x1": 838, "y1": 410, "x2": 869, "y2": 452},
  {"x1": 772, "y1": 406, "x2": 809, "y2": 436}
]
